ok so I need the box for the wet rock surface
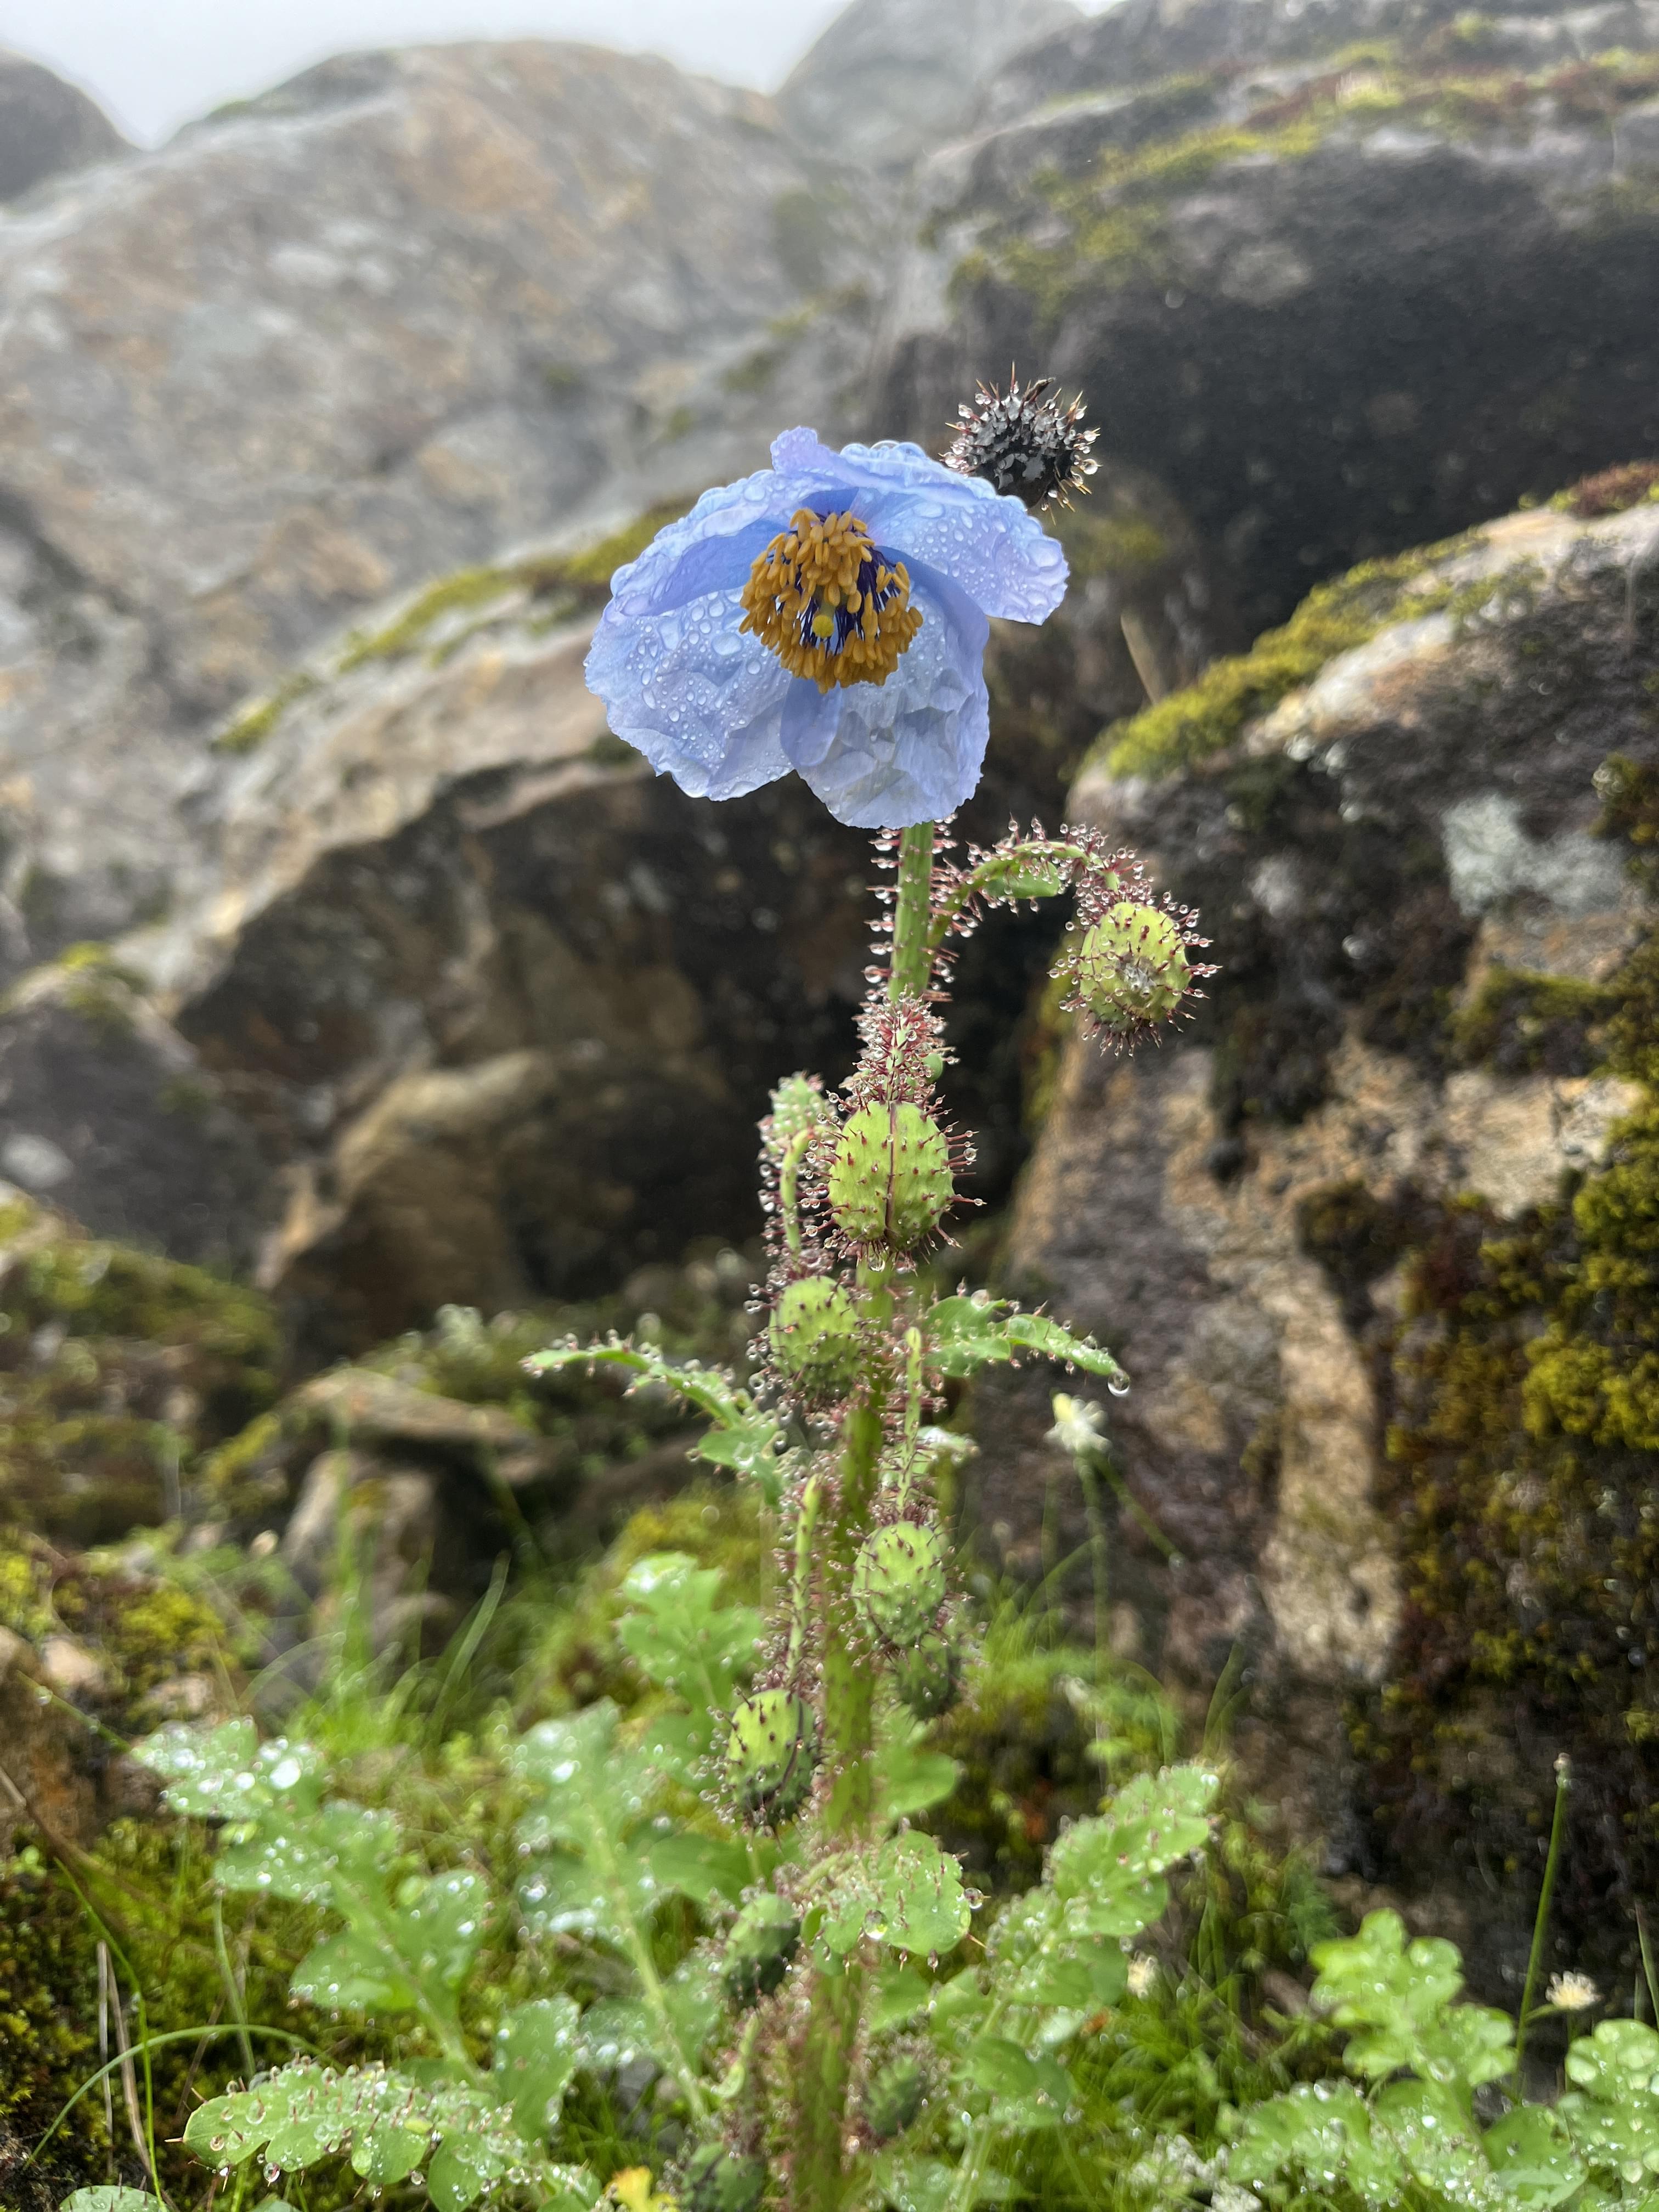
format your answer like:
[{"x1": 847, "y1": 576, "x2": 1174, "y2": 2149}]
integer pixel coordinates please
[
  {"x1": 0, "y1": 39, "x2": 879, "y2": 966},
  {"x1": 0, "y1": 50, "x2": 127, "y2": 204},
  {"x1": 873, "y1": 0, "x2": 1659, "y2": 636},
  {"x1": 992, "y1": 487, "x2": 1659, "y2": 1989}
]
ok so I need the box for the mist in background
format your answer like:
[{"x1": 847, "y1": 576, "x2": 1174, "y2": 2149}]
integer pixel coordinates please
[{"x1": 0, "y1": 0, "x2": 1110, "y2": 143}]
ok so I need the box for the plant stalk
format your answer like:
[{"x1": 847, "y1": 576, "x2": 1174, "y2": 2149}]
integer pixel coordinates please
[
  {"x1": 1514, "y1": 1755, "x2": 1571, "y2": 2091},
  {"x1": 791, "y1": 818, "x2": 936, "y2": 2211},
  {"x1": 889, "y1": 822, "x2": 936, "y2": 1000}
]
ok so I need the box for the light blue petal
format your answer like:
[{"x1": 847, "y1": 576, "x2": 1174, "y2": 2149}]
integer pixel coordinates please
[
  {"x1": 768, "y1": 428, "x2": 1068, "y2": 626},
  {"x1": 781, "y1": 564, "x2": 990, "y2": 828},
  {"x1": 585, "y1": 586, "x2": 793, "y2": 802},
  {"x1": 606, "y1": 469, "x2": 793, "y2": 619}
]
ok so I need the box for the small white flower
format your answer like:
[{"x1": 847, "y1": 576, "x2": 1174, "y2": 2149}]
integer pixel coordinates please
[
  {"x1": 1046, "y1": 1391, "x2": 1107, "y2": 1459},
  {"x1": 1546, "y1": 1970, "x2": 1601, "y2": 2012},
  {"x1": 1126, "y1": 1953, "x2": 1158, "y2": 1998}
]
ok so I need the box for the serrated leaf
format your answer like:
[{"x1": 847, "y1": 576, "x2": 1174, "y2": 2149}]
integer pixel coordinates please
[
  {"x1": 819, "y1": 1833, "x2": 970, "y2": 1961},
  {"x1": 351, "y1": 2125, "x2": 427, "y2": 2185},
  {"x1": 428, "y1": 2126, "x2": 519, "y2": 2212},
  {"x1": 132, "y1": 1720, "x2": 324, "y2": 1825},
  {"x1": 875, "y1": 1723, "x2": 960, "y2": 1824},
  {"x1": 1045, "y1": 1764, "x2": 1217, "y2": 1937},
  {"x1": 1560, "y1": 2017, "x2": 1659, "y2": 2180},
  {"x1": 647, "y1": 1831, "x2": 752, "y2": 1909},
  {"x1": 514, "y1": 1703, "x2": 651, "y2": 1848},
  {"x1": 1482, "y1": 2106, "x2": 1585, "y2": 2207},
  {"x1": 617, "y1": 1555, "x2": 761, "y2": 1702},
  {"x1": 872, "y1": 1963, "x2": 932, "y2": 2030},
  {"x1": 928, "y1": 1296, "x2": 1127, "y2": 1387},
  {"x1": 290, "y1": 1925, "x2": 421, "y2": 2014},
  {"x1": 60, "y1": 2193, "x2": 166, "y2": 2211},
  {"x1": 871, "y1": 2153, "x2": 1014, "y2": 2212},
  {"x1": 1229, "y1": 2080, "x2": 1401, "y2": 2207},
  {"x1": 1312, "y1": 1910, "x2": 1514, "y2": 2095},
  {"x1": 216, "y1": 1799, "x2": 400, "y2": 1906},
  {"x1": 496, "y1": 1996, "x2": 582, "y2": 2145},
  {"x1": 958, "y1": 2036, "x2": 1074, "y2": 2130}
]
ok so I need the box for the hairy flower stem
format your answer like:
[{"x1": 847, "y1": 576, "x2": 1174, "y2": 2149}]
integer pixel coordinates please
[
  {"x1": 890, "y1": 822, "x2": 936, "y2": 1000},
  {"x1": 792, "y1": 1385, "x2": 887, "y2": 2208},
  {"x1": 791, "y1": 827, "x2": 936, "y2": 2210}
]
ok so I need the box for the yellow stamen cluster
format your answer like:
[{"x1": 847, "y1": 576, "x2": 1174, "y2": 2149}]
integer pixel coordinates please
[{"x1": 740, "y1": 507, "x2": 923, "y2": 692}]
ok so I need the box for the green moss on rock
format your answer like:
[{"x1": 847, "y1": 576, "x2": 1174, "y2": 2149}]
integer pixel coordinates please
[
  {"x1": 208, "y1": 498, "x2": 695, "y2": 754},
  {"x1": 1361, "y1": 900, "x2": 1659, "y2": 1968},
  {"x1": 1098, "y1": 539, "x2": 1472, "y2": 779},
  {"x1": 0, "y1": 1198, "x2": 282, "y2": 1546}
]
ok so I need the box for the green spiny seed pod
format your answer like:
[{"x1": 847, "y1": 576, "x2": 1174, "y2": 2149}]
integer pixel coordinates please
[
  {"x1": 853, "y1": 1521, "x2": 947, "y2": 1650},
  {"x1": 769, "y1": 1277, "x2": 860, "y2": 1394},
  {"x1": 683, "y1": 2143, "x2": 768, "y2": 2212},
  {"x1": 1073, "y1": 901, "x2": 1192, "y2": 1035},
  {"x1": 894, "y1": 1630, "x2": 963, "y2": 1721},
  {"x1": 725, "y1": 1690, "x2": 818, "y2": 1825},
  {"x1": 827, "y1": 1102, "x2": 953, "y2": 1249},
  {"x1": 864, "y1": 2053, "x2": 927, "y2": 2142},
  {"x1": 721, "y1": 1891, "x2": 802, "y2": 2008}
]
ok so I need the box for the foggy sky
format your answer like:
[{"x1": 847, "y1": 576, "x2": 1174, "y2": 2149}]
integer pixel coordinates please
[{"x1": 0, "y1": 0, "x2": 856, "y2": 145}]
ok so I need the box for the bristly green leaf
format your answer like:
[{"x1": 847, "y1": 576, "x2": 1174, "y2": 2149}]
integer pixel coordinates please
[
  {"x1": 1042, "y1": 1764, "x2": 1217, "y2": 1937},
  {"x1": 182, "y1": 2059, "x2": 578, "y2": 2212},
  {"x1": 59, "y1": 2193, "x2": 167, "y2": 2212},
  {"x1": 928, "y1": 1294, "x2": 1127, "y2": 1387},
  {"x1": 1312, "y1": 1910, "x2": 1514, "y2": 2097},
  {"x1": 617, "y1": 1552, "x2": 761, "y2": 1774},
  {"x1": 1560, "y1": 2017, "x2": 1659, "y2": 2183},
  {"x1": 133, "y1": 1719, "x2": 324, "y2": 1825},
  {"x1": 870, "y1": 2151, "x2": 1014, "y2": 2212},
  {"x1": 816, "y1": 1832, "x2": 971, "y2": 1960}
]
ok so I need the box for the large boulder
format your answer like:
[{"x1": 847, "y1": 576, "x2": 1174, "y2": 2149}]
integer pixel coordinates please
[
  {"x1": 0, "y1": 38, "x2": 879, "y2": 966},
  {"x1": 874, "y1": 0, "x2": 1659, "y2": 637},
  {"x1": 778, "y1": 0, "x2": 1080, "y2": 170},
  {"x1": 990, "y1": 475, "x2": 1659, "y2": 1992},
  {"x1": 0, "y1": 52, "x2": 127, "y2": 203}
]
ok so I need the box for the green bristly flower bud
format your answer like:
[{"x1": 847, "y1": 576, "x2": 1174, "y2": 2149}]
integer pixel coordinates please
[
  {"x1": 725, "y1": 1690, "x2": 819, "y2": 1825},
  {"x1": 1073, "y1": 901, "x2": 1192, "y2": 1034},
  {"x1": 770, "y1": 1276, "x2": 860, "y2": 1393},
  {"x1": 853, "y1": 1520, "x2": 947, "y2": 1650},
  {"x1": 828, "y1": 1102, "x2": 953, "y2": 1249},
  {"x1": 684, "y1": 2144, "x2": 768, "y2": 2212},
  {"x1": 893, "y1": 1629, "x2": 963, "y2": 1720},
  {"x1": 721, "y1": 1891, "x2": 802, "y2": 2008},
  {"x1": 766, "y1": 1073, "x2": 831, "y2": 1160},
  {"x1": 864, "y1": 2053, "x2": 927, "y2": 2141}
]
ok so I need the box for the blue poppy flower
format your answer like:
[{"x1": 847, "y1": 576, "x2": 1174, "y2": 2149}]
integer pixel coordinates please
[{"x1": 584, "y1": 427, "x2": 1068, "y2": 828}]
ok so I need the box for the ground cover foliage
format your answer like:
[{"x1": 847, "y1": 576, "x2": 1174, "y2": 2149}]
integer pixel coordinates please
[{"x1": 5, "y1": 1494, "x2": 1651, "y2": 2212}]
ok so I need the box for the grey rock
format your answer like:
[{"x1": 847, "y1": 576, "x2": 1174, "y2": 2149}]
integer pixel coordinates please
[
  {"x1": 0, "y1": 38, "x2": 881, "y2": 963},
  {"x1": 778, "y1": 0, "x2": 1080, "y2": 169},
  {"x1": 0, "y1": 50, "x2": 127, "y2": 203},
  {"x1": 996, "y1": 493, "x2": 1659, "y2": 1984},
  {"x1": 0, "y1": 957, "x2": 272, "y2": 1268},
  {"x1": 873, "y1": 0, "x2": 1659, "y2": 636}
]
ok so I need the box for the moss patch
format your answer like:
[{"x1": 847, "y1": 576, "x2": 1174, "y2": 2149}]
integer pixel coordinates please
[
  {"x1": 208, "y1": 498, "x2": 696, "y2": 754},
  {"x1": 1097, "y1": 537, "x2": 1476, "y2": 780},
  {"x1": 1559, "y1": 459, "x2": 1659, "y2": 518},
  {"x1": 960, "y1": 49, "x2": 1659, "y2": 326},
  {"x1": 0, "y1": 1199, "x2": 281, "y2": 1546},
  {"x1": 1359, "y1": 906, "x2": 1659, "y2": 1970}
]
